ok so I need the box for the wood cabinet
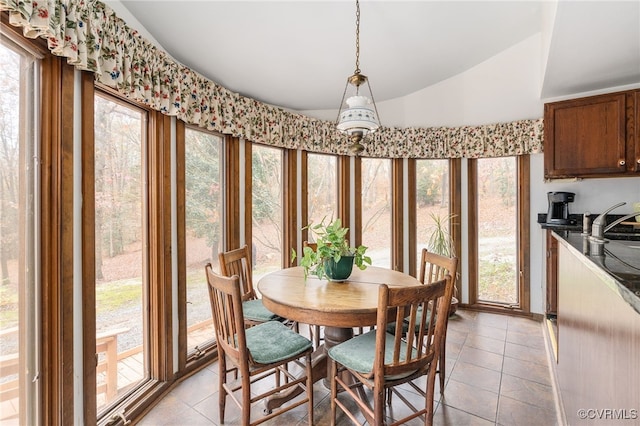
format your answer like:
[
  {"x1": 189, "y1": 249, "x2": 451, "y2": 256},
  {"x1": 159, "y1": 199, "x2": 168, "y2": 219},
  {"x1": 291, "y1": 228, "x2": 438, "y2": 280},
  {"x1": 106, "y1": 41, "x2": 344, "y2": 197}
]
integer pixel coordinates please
[
  {"x1": 545, "y1": 230, "x2": 558, "y2": 315},
  {"x1": 635, "y1": 90, "x2": 640, "y2": 172},
  {"x1": 544, "y1": 89, "x2": 640, "y2": 179},
  {"x1": 556, "y1": 238, "x2": 640, "y2": 425}
]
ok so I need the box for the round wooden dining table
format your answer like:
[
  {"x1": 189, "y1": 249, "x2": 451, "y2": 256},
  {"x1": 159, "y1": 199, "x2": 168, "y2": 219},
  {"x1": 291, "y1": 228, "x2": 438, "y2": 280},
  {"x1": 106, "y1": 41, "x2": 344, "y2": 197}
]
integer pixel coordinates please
[{"x1": 257, "y1": 265, "x2": 421, "y2": 411}]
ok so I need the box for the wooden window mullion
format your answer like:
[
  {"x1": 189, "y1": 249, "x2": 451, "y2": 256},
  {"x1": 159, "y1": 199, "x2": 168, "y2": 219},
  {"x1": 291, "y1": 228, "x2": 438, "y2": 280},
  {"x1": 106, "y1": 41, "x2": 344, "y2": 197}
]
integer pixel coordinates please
[
  {"x1": 223, "y1": 136, "x2": 241, "y2": 250},
  {"x1": 80, "y1": 71, "x2": 97, "y2": 425},
  {"x1": 244, "y1": 140, "x2": 252, "y2": 249},
  {"x1": 147, "y1": 111, "x2": 173, "y2": 381},
  {"x1": 40, "y1": 55, "x2": 75, "y2": 426},
  {"x1": 518, "y1": 155, "x2": 531, "y2": 313},
  {"x1": 300, "y1": 151, "x2": 309, "y2": 251},
  {"x1": 282, "y1": 149, "x2": 298, "y2": 268},
  {"x1": 467, "y1": 159, "x2": 479, "y2": 305},
  {"x1": 391, "y1": 159, "x2": 404, "y2": 271},
  {"x1": 407, "y1": 159, "x2": 417, "y2": 276},
  {"x1": 175, "y1": 120, "x2": 187, "y2": 371}
]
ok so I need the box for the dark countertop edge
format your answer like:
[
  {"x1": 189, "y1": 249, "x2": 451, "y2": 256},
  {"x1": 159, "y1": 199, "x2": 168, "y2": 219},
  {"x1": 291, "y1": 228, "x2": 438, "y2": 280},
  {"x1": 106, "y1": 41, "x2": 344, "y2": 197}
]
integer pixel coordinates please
[
  {"x1": 539, "y1": 213, "x2": 640, "y2": 239},
  {"x1": 551, "y1": 231, "x2": 640, "y2": 315}
]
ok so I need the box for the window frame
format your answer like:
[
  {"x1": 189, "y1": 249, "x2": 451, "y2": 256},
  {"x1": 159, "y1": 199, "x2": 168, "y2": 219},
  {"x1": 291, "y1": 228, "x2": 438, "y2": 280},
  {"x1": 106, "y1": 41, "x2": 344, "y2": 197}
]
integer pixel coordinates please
[
  {"x1": 0, "y1": 26, "x2": 45, "y2": 426},
  {"x1": 467, "y1": 156, "x2": 530, "y2": 313},
  {"x1": 246, "y1": 142, "x2": 286, "y2": 274},
  {"x1": 84, "y1": 86, "x2": 174, "y2": 424},
  {"x1": 176, "y1": 122, "x2": 226, "y2": 372},
  {"x1": 408, "y1": 158, "x2": 461, "y2": 278}
]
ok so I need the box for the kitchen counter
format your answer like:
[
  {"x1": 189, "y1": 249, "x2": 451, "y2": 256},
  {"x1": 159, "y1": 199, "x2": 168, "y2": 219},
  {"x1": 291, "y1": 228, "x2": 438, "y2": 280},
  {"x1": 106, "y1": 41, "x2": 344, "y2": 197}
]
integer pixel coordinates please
[
  {"x1": 538, "y1": 213, "x2": 640, "y2": 237},
  {"x1": 551, "y1": 230, "x2": 640, "y2": 425},
  {"x1": 552, "y1": 230, "x2": 640, "y2": 313}
]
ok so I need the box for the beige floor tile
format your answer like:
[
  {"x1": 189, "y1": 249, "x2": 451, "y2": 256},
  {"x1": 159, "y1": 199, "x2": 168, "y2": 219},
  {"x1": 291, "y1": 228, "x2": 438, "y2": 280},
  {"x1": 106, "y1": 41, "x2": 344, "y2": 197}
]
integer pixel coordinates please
[
  {"x1": 499, "y1": 374, "x2": 555, "y2": 411},
  {"x1": 497, "y1": 395, "x2": 559, "y2": 426},
  {"x1": 502, "y1": 356, "x2": 552, "y2": 386},
  {"x1": 449, "y1": 361, "x2": 502, "y2": 394},
  {"x1": 504, "y1": 341, "x2": 548, "y2": 366},
  {"x1": 458, "y1": 345, "x2": 504, "y2": 372},
  {"x1": 434, "y1": 403, "x2": 495, "y2": 426},
  {"x1": 465, "y1": 334, "x2": 506, "y2": 355},
  {"x1": 473, "y1": 324, "x2": 508, "y2": 341},
  {"x1": 440, "y1": 379, "x2": 499, "y2": 422},
  {"x1": 140, "y1": 310, "x2": 562, "y2": 426}
]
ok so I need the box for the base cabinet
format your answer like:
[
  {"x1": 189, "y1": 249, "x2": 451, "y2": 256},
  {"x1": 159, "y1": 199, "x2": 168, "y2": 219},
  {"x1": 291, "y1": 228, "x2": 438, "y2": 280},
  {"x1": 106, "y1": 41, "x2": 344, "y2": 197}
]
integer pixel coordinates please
[
  {"x1": 556, "y1": 240, "x2": 640, "y2": 425},
  {"x1": 546, "y1": 231, "x2": 558, "y2": 315}
]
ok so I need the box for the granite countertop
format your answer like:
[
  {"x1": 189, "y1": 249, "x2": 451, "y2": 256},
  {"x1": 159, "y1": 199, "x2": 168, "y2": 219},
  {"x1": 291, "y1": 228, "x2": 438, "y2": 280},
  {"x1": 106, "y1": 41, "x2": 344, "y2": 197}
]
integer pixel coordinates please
[
  {"x1": 551, "y1": 230, "x2": 640, "y2": 313},
  {"x1": 538, "y1": 213, "x2": 640, "y2": 239}
]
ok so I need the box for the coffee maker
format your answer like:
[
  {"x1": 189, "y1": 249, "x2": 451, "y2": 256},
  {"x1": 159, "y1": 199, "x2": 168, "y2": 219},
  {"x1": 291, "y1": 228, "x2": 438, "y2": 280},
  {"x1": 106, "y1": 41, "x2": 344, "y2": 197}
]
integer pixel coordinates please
[{"x1": 546, "y1": 192, "x2": 575, "y2": 225}]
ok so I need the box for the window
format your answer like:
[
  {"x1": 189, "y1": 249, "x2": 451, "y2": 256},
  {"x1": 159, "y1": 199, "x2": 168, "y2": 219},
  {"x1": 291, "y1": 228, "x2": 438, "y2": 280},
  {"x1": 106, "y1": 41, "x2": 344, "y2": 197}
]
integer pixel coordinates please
[
  {"x1": 94, "y1": 93, "x2": 148, "y2": 409},
  {"x1": 361, "y1": 158, "x2": 391, "y2": 267},
  {"x1": 416, "y1": 159, "x2": 451, "y2": 263},
  {"x1": 470, "y1": 156, "x2": 522, "y2": 307},
  {"x1": 251, "y1": 145, "x2": 283, "y2": 281},
  {"x1": 307, "y1": 153, "x2": 337, "y2": 228},
  {"x1": 184, "y1": 127, "x2": 223, "y2": 353},
  {"x1": 0, "y1": 36, "x2": 40, "y2": 426}
]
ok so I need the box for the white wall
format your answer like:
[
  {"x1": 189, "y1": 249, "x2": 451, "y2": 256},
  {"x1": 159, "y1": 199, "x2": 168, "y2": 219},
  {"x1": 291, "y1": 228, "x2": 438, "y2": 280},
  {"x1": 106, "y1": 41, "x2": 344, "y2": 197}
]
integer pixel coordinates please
[
  {"x1": 383, "y1": 34, "x2": 544, "y2": 128},
  {"x1": 530, "y1": 156, "x2": 640, "y2": 312}
]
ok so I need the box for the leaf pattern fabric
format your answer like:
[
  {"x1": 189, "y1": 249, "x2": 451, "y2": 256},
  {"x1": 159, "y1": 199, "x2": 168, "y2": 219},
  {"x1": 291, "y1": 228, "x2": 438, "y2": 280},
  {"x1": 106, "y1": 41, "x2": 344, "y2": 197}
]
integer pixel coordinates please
[{"x1": 0, "y1": 0, "x2": 544, "y2": 159}]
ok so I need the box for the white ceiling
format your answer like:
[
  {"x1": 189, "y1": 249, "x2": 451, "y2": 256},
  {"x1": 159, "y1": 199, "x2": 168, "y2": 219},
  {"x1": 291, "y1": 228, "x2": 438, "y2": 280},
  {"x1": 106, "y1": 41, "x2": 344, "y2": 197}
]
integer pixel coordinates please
[{"x1": 114, "y1": 1, "x2": 639, "y2": 111}]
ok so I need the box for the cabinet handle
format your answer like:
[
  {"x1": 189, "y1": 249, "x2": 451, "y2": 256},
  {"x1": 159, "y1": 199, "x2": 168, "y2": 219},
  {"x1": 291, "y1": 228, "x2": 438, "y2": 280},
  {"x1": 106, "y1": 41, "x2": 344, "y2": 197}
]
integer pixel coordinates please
[
  {"x1": 637, "y1": 158, "x2": 640, "y2": 164},
  {"x1": 619, "y1": 160, "x2": 626, "y2": 166}
]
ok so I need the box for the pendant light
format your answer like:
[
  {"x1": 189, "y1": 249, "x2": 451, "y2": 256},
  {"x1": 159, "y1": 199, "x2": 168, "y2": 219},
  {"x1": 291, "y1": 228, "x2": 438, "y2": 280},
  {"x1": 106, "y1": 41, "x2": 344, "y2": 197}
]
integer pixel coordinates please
[{"x1": 335, "y1": 0, "x2": 380, "y2": 155}]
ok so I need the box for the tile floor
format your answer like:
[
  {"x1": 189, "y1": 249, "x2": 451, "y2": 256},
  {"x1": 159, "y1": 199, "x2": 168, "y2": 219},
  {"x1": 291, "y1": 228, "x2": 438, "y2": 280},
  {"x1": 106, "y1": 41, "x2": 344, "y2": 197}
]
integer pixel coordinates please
[{"x1": 139, "y1": 310, "x2": 560, "y2": 425}]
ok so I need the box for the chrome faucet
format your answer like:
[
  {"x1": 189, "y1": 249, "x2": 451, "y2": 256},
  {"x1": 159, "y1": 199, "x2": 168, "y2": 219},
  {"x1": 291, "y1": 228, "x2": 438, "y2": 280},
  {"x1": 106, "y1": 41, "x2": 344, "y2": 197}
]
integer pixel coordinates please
[{"x1": 590, "y1": 202, "x2": 638, "y2": 240}]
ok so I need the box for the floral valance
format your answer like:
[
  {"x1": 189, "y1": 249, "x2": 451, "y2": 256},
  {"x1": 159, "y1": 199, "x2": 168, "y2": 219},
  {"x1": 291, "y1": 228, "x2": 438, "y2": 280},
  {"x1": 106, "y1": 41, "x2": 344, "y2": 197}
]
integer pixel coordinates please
[{"x1": 0, "y1": 0, "x2": 543, "y2": 159}]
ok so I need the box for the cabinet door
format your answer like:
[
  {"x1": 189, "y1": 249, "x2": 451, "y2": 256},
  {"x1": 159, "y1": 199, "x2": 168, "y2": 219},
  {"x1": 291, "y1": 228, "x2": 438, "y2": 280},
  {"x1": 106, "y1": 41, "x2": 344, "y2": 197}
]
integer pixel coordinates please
[
  {"x1": 546, "y1": 231, "x2": 557, "y2": 315},
  {"x1": 544, "y1": 93, "x2": 627, "y2": 178},
  {"x1": 634, "y1": 90, "x2": 640, "y2": 172}
]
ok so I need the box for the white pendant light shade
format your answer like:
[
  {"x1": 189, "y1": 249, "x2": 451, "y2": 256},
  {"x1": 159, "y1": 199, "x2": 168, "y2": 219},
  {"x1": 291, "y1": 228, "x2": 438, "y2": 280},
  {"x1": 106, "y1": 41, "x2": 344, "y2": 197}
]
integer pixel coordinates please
[
  {"x1": 336, "y1": 95, "x2": 380, "y2": 137},
  {"x1": 334, "y1": 0, "x2": 381, "y2": 155}
]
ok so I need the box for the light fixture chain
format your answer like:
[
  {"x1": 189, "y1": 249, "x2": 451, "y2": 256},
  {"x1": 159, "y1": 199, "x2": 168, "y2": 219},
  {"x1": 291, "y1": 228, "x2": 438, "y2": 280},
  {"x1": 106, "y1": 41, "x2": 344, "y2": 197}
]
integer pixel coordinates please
[{"x1": 354, "y1": 0, "x2": 361, "y2": 74}]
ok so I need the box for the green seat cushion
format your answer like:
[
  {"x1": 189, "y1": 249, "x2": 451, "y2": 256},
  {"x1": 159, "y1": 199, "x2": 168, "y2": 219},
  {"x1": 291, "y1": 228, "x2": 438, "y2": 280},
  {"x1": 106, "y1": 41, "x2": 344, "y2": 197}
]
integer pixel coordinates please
[
  {"x1": 242, "y1": 299, "x2": 281, "y2": 322},
  {"x1": 386, "y1": 306, "x2": 432, "y2": 334},
  {"x1": 386, "y1": 320, "x2": 408, "y2": 334},
  {"x1": 328, "y1": 330, "x2": 416, "y2": 379},
  {"x1": 245, "y1": 320, "x2": 312, "y2": 364}
]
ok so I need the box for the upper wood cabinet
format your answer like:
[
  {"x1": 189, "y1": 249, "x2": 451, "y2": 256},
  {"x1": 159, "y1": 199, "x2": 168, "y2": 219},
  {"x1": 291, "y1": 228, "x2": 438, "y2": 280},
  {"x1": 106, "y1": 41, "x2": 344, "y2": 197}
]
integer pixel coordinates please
[
  {"x1": 544, "y1": 90, "x2": 640, "y2": 179},
  {"x1": 635, "y1": 90, "x2": 640, "y2": 173}
]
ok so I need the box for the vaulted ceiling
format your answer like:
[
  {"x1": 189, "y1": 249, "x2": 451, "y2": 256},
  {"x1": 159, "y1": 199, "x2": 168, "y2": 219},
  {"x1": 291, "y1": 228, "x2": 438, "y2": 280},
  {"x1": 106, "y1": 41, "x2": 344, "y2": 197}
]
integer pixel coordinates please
[{"x1": 112, "y1": 1, "x2": 639, "y2": 111}]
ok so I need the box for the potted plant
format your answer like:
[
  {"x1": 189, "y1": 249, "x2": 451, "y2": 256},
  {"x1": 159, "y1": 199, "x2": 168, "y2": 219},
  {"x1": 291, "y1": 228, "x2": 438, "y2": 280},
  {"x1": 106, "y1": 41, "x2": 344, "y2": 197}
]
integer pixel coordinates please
[
  {"x1": 426, "y1": 212, "x2": 459, "y2": 314},
  {"x1": 292, "y1": 218, "x2": 371, "y2": 281}
]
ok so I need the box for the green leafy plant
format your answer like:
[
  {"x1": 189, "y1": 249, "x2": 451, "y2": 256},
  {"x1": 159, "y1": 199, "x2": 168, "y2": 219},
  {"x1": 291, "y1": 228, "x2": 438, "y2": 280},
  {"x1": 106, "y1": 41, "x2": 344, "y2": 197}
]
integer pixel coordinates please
[
  {"x1": 427, "y1": 212, "x2": 456, "y2": 258},
  {"x1": 291, "y1": 218, "x2": 371, "y2": 280},
  {"x1": 426, "y1": 212, "x2": 459, "y2": 313}
]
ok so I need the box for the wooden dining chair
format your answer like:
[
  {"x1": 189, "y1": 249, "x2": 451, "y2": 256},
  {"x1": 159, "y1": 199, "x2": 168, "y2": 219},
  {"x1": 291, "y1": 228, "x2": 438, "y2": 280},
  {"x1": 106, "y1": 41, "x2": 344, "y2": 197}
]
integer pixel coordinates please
[
  {"x1": 418, "y1": 248, "x2": 458, "y2": 393},
  {"x1": 218, "y1": 245, "x2": 282, "y2": 327},
  {"x1": 205, "y1": 264, "x2": 314, "y2": 426},
  {"x1": 386, "y1": 248, "x2": 458, "y2": 393},
  {"x1": 328, "y1": 275, "x2": 453, "y2": 426}
]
